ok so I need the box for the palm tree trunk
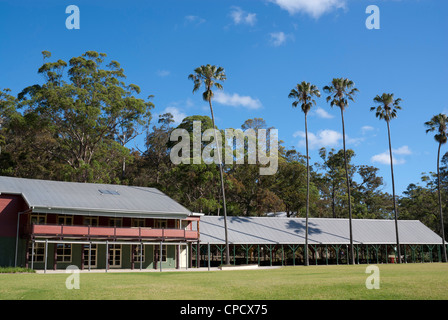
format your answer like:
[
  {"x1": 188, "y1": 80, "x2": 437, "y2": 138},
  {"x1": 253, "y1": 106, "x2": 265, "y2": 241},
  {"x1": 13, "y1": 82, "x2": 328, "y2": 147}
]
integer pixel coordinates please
[
  {"x1": 332, "y1": 183, "x2": 336, "y2": 218},
  {"x1": 340, "y1": 108, "x2": 355, "y2": 265},
  {"x1": 305, "y1": 113, "x2": 310, "y2": 266},
  {"x1": 208, "y1": 98, "x2": 230, "y2": 265},
  {"x1": 387, "y1": 120, "x2": 401, "y2": 263},
  {"x1": 437, "y1": 142, "x2": 447, "y2": 262}
]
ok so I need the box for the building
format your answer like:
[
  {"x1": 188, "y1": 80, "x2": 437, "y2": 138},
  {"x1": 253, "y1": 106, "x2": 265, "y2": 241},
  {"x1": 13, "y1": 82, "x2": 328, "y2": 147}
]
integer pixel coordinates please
[
  {"x1": 0, "y1": 176, "x2": 199, "y2": 271},
  {"x1": 197, "y1": 216, "x2": 446, "y2": 266},
  {"x1": 1, "y1": 176, "x2": 446, "y2": 271}
]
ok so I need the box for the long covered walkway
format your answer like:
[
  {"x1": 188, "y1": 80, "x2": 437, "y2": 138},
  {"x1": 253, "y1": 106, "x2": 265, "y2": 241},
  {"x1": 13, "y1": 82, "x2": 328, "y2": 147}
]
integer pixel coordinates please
[{"x1": 192, "y1": 216, "x2": 447, "y2": 267}]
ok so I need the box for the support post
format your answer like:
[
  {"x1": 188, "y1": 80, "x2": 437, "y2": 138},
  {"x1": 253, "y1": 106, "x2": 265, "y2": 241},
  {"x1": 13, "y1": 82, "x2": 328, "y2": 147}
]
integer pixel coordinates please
[
  {"x1": 288, "y1": 245, "x2": 299, "y2": 266},
  {"x1": 31, "y1": 240, "x2": 35, "y2": 270},
  {"x1": 186, "y1": 243, "x2": 188, "y2": 270},
  {"x1": 208, "y1": 242, "x2": 210, "y2": 271},
  {"x1": 197, "y1": 241, "x2": 200, "y2": 268},
  {"x1": 140, "y1": 243, "x2": 143, "y2": 271},
  {"x1": 54, "y1": 243, "x2": 58, "y2": 271},
  {"x1": 44, "y1": 239, "x2": 48, "y2": 274},
  {"x1": 346, "y1": 245, "x2": 349, "y2": 265},
  {"x1": 106, "y1": 240, "x2": 109, "y2": 273},
  {"x1": 131, "y1": 244, "x2": 135, "y2": 270},
  {"x1": 89, "y1": 242, "x2": 92, "y2": 272},
  {"x1": 159, "y1": 241, "x2": 163, "y2": 272}
]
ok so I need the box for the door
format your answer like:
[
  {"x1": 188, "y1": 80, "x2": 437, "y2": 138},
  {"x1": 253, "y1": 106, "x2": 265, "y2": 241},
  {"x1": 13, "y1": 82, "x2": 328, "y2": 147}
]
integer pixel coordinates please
[{"x1": 108, "y1": 244, "x2": 121, "y2": 268}]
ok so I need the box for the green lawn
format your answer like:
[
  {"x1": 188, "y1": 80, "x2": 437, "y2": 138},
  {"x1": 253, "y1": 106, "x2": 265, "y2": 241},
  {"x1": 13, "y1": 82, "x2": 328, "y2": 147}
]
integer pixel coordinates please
[{"x1": 0, "y1": 263, "x2": 447, "y2": 300}]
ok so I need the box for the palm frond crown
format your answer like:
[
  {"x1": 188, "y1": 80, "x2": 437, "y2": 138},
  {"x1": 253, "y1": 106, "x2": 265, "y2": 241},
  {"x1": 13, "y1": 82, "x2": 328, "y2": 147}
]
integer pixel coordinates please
[
  {"x1": 188, "y1": 64, "x2": 226, "y2": 102},
  {"x1": 288, "y1": 81, "x2": 321, "y2": 115},
  {"x1": 370, "y1": 93, "x2": 402, "y2": 122},
  {"x1": 425, "y1": 113, "x2": 448, "y2": 144},
  {"x1": 323, "y1": 78, "x2": 358, "y2": 111}
]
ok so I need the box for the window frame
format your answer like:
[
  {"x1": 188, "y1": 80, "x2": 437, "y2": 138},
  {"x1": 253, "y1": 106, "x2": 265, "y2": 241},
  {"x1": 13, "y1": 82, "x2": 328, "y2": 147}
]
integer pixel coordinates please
[
  {"x1": 28, "y1": 242, "x2": 45, "y2": 262},
  {"x1": 109, "y1": 218, "x2": 123, "y2": 228},
  {"x1": 83, "y1": 244, "x2": 97, "y2": 268},
  {"x1": 29, "y1": 214, "x2": 46, "y2": 225},
  {"x1": 131, "y1": 218, "x2": 145, "y2": 228},
  {"x1": 131, "y1": 244, "x2": 145, "y2": 263},
  {"x1": 83, "y1": 216, "x2": 99, "y2": 227},
  {"x1": 57, "y1": 215, "x2": 74, "y2": 226},
  {"x1": 155, "y1": 219, "x2": 167, "y2": 229},
  {"x1": 56, "y1": 243, "x2": 72, "y2": 263}
]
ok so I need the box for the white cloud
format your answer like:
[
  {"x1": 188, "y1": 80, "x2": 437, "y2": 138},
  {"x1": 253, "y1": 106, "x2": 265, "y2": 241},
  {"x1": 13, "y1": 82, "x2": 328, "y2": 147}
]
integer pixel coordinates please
[
  {"x1": 314, "y1": 107, "x2": 334, "y2": 119},
  {"x1": 270, "y1": 0, "x2": 347, "y2": 18},
  {"x1": 294, "y1": 129, "x2": 364, "y2": 149},
  {"x1": 214, "y1": 91, "x2": 262, "y2": 110},
  {"x1": 269, "y1": 32, "x2": 289, "y2": 46},
  {"x1": 371, "y1": 153, "x2": 406, "y2": 165},
  {"x1": 230, "y1": 7, "x2": 257, "y2": 26},
  {"x1": 184, "y1": 15, "x2": 206, "y2": 26},
  {"x1": 361, "y1": 125, "x2": 374, "y2": 134},
  {"x1": 156, "y1": 70, "x2": 170, "y2": 77},
  {"x1": 156, "y1": 106, "x2": 187, "y2": 125},
  {"x1": 371, "y1": 146, "x2": 412, "y2": 165},
  {"x1": 393, "y1": 145, "x2": 412, "y2": 155},
  {"x1": 294, "y1": 129, "x2": 342, "y2": 149}
]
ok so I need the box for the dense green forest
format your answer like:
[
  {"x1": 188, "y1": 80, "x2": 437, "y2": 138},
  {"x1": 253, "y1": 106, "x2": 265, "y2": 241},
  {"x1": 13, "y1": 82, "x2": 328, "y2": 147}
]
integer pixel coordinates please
[{"x1": 0, "y1": 51, "x2": 447, "y2": 241}]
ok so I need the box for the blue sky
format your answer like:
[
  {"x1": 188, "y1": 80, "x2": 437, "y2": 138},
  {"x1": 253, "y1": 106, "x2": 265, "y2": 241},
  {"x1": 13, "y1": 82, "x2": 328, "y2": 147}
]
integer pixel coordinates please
[{"x1": 1, "y1": 0, "x2": 447, "y2": 195}]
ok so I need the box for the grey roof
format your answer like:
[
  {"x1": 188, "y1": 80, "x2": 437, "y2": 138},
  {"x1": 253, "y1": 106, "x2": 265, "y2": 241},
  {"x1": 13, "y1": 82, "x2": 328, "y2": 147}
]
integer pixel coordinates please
[
  {"x1": 0, "y1": 176, "x2": 191, "y2": 219},
  {"x1": 199, "y1": 216, "x2": 444, "y2": 245}
]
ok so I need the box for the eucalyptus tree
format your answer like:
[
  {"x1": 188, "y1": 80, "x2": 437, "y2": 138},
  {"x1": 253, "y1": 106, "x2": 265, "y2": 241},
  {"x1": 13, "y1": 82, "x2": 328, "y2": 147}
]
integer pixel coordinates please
[
  {"x1": 17, "y1": 51, "x2": 154, "y2": 182},
  {"x1": 370, "y1": 93, "x2": 403, "y2": 263},
  {"x1": 323, "y1": 78, "x2": 359, "y2": 265},
  {"x1": 424, "y1": 113, "x2": 448, "y2": 262},
  {"x1": 288, "y1": 81, "x2": 321, "y2": 266},
  {"x1": 0, "y1": 88, "x2": 18, "y2": 155},
  {"x1": 188, "y1": 65, "x2": 230, "y2": 264}
]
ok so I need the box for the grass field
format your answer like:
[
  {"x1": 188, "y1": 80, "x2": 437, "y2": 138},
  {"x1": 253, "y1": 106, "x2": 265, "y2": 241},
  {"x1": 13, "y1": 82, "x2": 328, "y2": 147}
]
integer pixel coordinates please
[{"x1": 0, "y1": 263, "x2": 447, "y2": 300}]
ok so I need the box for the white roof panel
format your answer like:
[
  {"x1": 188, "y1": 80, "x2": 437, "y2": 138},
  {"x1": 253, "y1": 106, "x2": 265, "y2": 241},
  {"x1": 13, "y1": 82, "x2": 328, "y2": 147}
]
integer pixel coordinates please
[
  {"x1": 198, "y1": 216, "x2": 443, "y2": 245},
  {"x1": 0, "y1": 176, "x2": 191, "y2": 218}
]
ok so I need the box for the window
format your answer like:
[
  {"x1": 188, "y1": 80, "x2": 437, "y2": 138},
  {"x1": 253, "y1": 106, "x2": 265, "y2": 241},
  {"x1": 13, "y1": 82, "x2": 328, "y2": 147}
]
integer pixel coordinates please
[
  {"x1": 109, "y1": 218, "x2": 122, "y2": 227},
  {"x1": 154, "y1": 244, "x2": 167, "y2": 262},
  {"x1": 57, "y1": 244, "x2": 72, "y2": 262},
  {"x1": 58, "y1": 215, "x2": 73, "y2": 225},
  {"x1": 30, "y1": 214, "x2": 46, "y2": 225},
  {"x1": 155, "y1": 219, "x2": 167, "y2": 229},
  {"x1": 132, "y1": 245, "x2": 145, "y2": 263},
  {"x1": 83, "y1": 217, "x2": 99, "y2": 226},
  {"x1": 108, "y1": 244, "x2": 121, "y2": 267},
  {"x1": 83, "y1": 244, "x2": 97, "y2": 268},
  {"x1": 132, "y1": 218, "x2": 145, "y2": 227},
  {"x1": 28, "y1": 242, "x2": 45, "y2": 262}
]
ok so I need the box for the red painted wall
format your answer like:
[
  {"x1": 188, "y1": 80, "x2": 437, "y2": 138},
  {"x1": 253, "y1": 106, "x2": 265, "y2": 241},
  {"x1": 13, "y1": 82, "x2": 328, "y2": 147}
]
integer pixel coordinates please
[{"x1": 0, "y1": 195, "x2": 28, "y2": 237}]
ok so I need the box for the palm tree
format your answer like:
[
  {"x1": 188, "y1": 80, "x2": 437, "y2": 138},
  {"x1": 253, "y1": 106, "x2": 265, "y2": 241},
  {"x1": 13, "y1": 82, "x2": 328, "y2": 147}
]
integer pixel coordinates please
[
  {"x1": 188, "y1": 64, "x2": 230, "y2": 265},
  {"x1": 288, "y1": 81, "x2": 321, "y2": 266},
  {"x1": 424, "y1": 113, "x2": 448, "y2": 263},
  {"x1": 323, "y1": 78, "x2": 358, "y2": 265},
  {"x1": 370, "y1": 93, "x2": 402, "y2": 263}
]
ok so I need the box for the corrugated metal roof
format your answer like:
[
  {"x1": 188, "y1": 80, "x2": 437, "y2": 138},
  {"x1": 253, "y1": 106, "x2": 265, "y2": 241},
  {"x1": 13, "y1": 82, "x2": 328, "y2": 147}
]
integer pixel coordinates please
[
  {"x1": 198, "y1": 216, "x2": 444, "y2": 245},
  {"x1": 0, "y1": 176, "x2": 191, "y2": 218}
]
